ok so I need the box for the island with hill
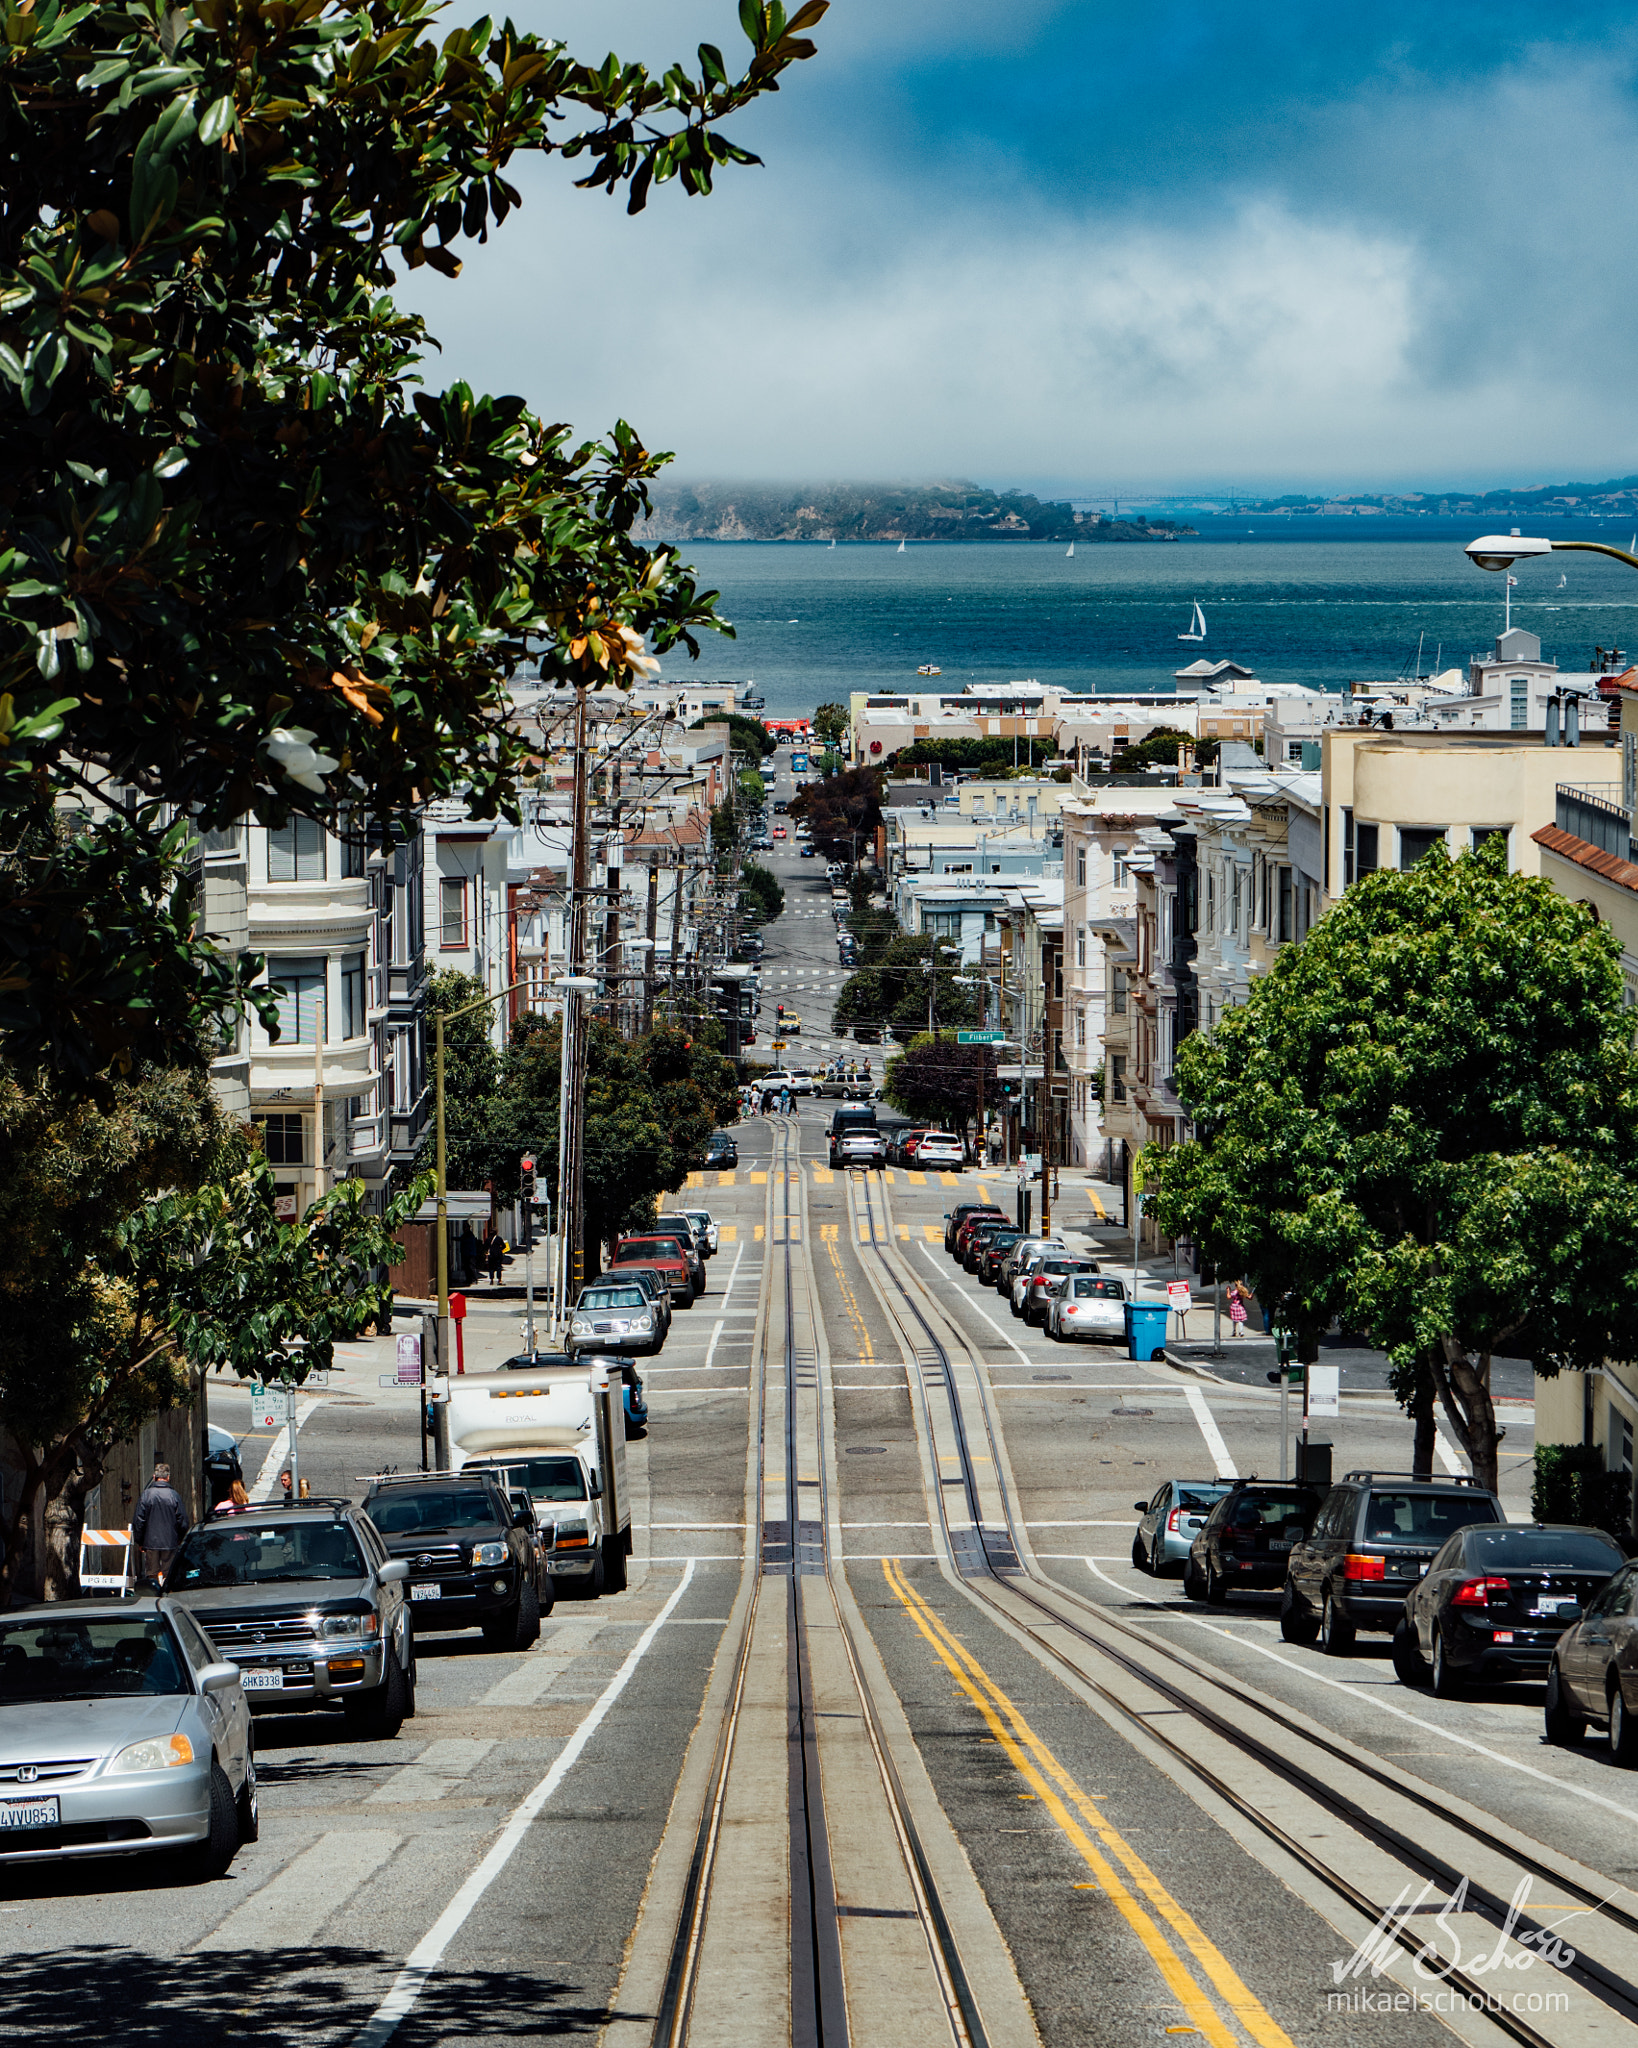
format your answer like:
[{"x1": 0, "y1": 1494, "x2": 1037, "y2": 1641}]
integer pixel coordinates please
[{"x1": 643, "y1": 479, "x2": 1193, "y2": 544}]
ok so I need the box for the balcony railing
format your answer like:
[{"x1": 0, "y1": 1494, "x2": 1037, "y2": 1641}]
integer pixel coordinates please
[{"x1": 1556, "y1": 784, "x2": 1632, "y2": 860}]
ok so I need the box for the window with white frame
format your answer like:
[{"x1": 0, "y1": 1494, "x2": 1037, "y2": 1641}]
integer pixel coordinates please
[
  {"x1": 922, "y1": 909, "x2": 964, "y2": 940},
  {"x1": 440, "y1": 874, "x2": 467, "y2": 949},
  {"x1": 268, "y1": 818, "x2": 324, "y2": 882},
  {"x1": 1112, "y1": 846, "x2": 1130, "y2": 888},
  {"x1": 1075, "y1": 1008, "x2": 1086, "y2": 1047},
  {"x1": 1075, "y1": 846, "x2": 1086, "y2": 886},
  {"x1": 265, "y1": 956, "x2": 326, "y2": 1044},
  {"x1": 341, "y1": 952, "x2": 366, "y2": 1039},
  {"x1": 1075, "y1": 924, "x2": 1086, "y2": 968}
]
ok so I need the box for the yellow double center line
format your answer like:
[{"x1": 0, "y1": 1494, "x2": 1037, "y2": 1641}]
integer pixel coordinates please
[{"x1": 882, "y1": 1559, "x2": 1294, "y2": 2048}]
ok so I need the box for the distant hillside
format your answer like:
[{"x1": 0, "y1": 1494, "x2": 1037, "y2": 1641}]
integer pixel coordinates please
[
  {"x1": 643, "y1": 479, "x2": 1192, "y2": 544},
  {"x1": 1230, "y1": 475, "x2": 1638, "y2": 518}
]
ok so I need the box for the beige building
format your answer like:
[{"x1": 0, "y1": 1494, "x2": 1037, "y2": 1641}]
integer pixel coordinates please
[{"x1": 1320, "y1": 727, "x2": 1619, "y2": 905}]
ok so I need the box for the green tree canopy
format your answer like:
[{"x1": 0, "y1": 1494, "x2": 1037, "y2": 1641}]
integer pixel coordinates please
[
  {"x1": 812, "y1": 702, "x2": 848, "y2": 744},
  {"x1": 0, "y1": 0, "x2": 825, "y2": 1087},
  {"x1": 1150, "y1": 841, "x2": 1638, "y2": 1491},
  {"x1": 789, "y1": 762, "x2": 882, "y2": 861},
  {"x1": 835, "y1": 934, "x2": 978, "y2": 1038},
  {"x1": 741, "y1": 860, "x2": 785, "y2": 922},
  {"x1": 414, "y1": 969, "x2": 502, "y2": 1190},
  {"x1": 882, "y1": 1034, "x2": 995, "y2": 1149},
  {"x1": 690, "y1": 712, "x2": 774, "y2": 757}
]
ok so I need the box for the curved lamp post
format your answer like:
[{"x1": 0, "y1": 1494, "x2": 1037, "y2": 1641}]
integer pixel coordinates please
[
  {"x1": 552, "y1": 974, "x2": 598, "y2": 1336},
  {"x1": 1466, "y1": 531, "x2": 1638, "y2": 631}
]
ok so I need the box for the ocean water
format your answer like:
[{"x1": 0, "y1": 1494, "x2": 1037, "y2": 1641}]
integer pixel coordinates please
[{"x1": 664, "y1": 519, "x2": 1638, "y2": 719}]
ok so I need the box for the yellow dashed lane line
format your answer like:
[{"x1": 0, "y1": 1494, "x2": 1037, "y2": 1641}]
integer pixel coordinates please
[{"x1": 882, "y1": 1561, "x2": 1296, "y2": 2048}]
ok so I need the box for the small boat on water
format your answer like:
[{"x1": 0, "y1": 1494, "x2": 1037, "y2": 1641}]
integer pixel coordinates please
[
  {"x1": 896, "y1": 540, "x2": 906, "y2": 554},
  {"x1": 916, "y1": 664, "x2": 942, "y2": 676},
  {"x1": 1178, "y1": 601, "x2": 1206, "y2": 642},
  {"x1": 1065, "y1": 543, "x2": 1075, "y2": 558},
  {"x1": 1558, "y1": 573, "x2": 1568, "y2": 587}
]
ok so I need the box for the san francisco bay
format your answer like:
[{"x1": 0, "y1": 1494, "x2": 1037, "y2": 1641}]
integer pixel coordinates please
[{"x1": 667, "y1": 518, "x2": 1638, "y2": 717}]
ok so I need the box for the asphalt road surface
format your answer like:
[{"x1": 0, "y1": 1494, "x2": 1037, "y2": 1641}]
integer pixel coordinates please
[{"x1": 2, "y1": 816, "x2": 1619, "y2": 2048}]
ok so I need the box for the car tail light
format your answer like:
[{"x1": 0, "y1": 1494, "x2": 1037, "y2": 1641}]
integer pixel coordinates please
[
  {"x1": 1451, "y1": 1576, "x2": 1511, "y2": 1608},
  {"x1": 1166, "y1": 1509, "x2": 1183, "y2": 1533},
  {"x1": 1343, "y1": 1554, "x2": 1386, "y2": 1581}
]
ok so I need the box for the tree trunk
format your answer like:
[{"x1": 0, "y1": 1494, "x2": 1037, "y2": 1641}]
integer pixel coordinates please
[
  {"x1": 1409, "y1": 1359, "x2": 1437, "y2": 1481},
  {"x1": 42, "y1": 1454, "x2": 99, "y2": 1601},
  {"x1": 1431, "y1": 1337, "x2": 1499, "y2": 1494}
]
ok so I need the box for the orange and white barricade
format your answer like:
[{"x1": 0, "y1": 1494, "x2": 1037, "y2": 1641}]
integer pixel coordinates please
[{"x1": 79, "y1": 1525, "x2": 135, "y2": 1595}]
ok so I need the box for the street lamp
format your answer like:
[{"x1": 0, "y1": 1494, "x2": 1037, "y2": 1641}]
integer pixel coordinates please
[{"x1": 1466, "y1": 531, "x2": 1638, "y2": 631}]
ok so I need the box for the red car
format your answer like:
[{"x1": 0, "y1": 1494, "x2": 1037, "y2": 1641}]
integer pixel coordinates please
[
  {"x1": 953, "y1": 1208, "x2": 1008, "y2": 1262},
  {"x1": 612, "y1": 1235, "x2": 695, "y2": 1306}
]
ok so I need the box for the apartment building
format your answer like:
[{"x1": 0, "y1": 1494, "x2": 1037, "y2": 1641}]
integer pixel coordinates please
[{"x1": 246, "y1": 815, "x2": 429, "y2": 1219}]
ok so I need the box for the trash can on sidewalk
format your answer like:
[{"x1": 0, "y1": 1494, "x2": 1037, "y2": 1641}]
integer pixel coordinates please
[{"x1": 1125, "y1": 1301, "x2": 1170, "y2": 1362}]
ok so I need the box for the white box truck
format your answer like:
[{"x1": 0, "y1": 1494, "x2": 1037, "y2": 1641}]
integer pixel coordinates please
[{"x1": 445, "y1": 1362, "x2": 631, "y2": 1596}]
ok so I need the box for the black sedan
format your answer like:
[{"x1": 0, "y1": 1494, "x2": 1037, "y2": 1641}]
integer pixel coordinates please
[
  {"x1": 704, "y1": 1133, "x2": 739, "y2": 1169},
  {"x1": 1397, "y1": 1523, "x2": 1624, "y2": 1698},
  {"x1": 1543, "y1": 1556, "x2": 1638, "y2": 1753},
  {"x1": 1186, "y1": 1482, "x2": 1323, "y2": 1604}
]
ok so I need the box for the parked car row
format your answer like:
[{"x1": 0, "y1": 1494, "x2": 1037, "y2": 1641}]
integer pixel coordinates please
[
  {"x1": 570, "y1": 1214, "x2": 719, "y2": 1359},
  {"x1": 1133, "y1": 1467, "x2": 1638, "y2": 1759}
]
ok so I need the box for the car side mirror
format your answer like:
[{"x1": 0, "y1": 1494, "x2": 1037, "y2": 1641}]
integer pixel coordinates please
[
  {"x1": 378, "y1": 1560, "x2": 410, "y2": 1585},
  {"x1": 1133, "y1": 1501, "x2": 1148, "y2": 1512},
  {"x1": 589, "y1": 1473, "x2": 602, "y2": 1498},
  {"x1": 1558, "y1": 1604, "x2": 1583, "y2": 1624},
  {"x1": 201, "y1": 1662, "x2": 242, "y2": 1695}
]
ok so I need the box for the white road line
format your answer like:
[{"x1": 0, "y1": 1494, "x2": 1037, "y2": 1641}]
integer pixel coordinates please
[
  {"x1": 717, "y1": 1238, "x2": 747, "y2": 1308},
  {"x1": 702, "y1": 1321, "x2": 726, "y2": 1368},
  {"x1": 195, "y1": 1830, "x2": 401, "y2": 1951},
  {"x1": 916, "y1": 1245, "x2": 1033, "y2": 1364},
  {"x1": 1184, "y1": 1384, "x2": 1238, "y2": 1478},
  {"x1": 248, "y1": 1398, "x2": 323, "y2": 1502},
  {"x1": 1081, "y1": 1558, "x2": 1638, "y2": 1826},
  {"x1": 353, "y1": 1560, "x2": 695, "y2": 2048},
  {"x1": 1434, "y1": 1429, "x2": 1464, "y2": 1476},
  {"x1": 366, "y1": 1737, "x2": 497, "y2": 1805}
]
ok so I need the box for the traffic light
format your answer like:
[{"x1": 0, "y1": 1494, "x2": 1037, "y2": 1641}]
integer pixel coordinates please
[{"x1": 520, "y1": 1154, "x2": 535, "y2": 1202}]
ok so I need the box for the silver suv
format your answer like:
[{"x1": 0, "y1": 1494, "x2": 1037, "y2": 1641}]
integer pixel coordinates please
[{"x1": 166, "y1": 1502, "x2": 414, "y2": 1739}]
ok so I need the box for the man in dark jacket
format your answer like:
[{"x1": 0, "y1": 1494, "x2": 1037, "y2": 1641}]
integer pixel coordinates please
[{"x1": 131, "y1": 1462, "x2": 190, "y2": 1581}]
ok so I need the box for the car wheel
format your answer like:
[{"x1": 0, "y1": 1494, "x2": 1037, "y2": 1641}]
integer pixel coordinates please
[
  {"x1": 1183, "y1": 1553, "x2": 1203, "y2": 1599},
  {"x1": 179, "y1": 1761, "x2": 240, "y2": 1882},
  {"x1": 1205, "y1": 1557, "x2": 1227, "y2": 1605},
  {"x1": 347, "y1": 1642, "x2": 411, "y2": 1737},
  {"x1": 1431, "y1": 1629, "x2": 1464, "y2": 1698},
  {"x1": 1320, "y1": 1591, "x2": 1355, "y2": 1657},
  {"x1": 1611, "y1": 1680, "x2": 1638, "y2": 1766},
  {"x1": 1544, "y1": 1661, "x2": 1585, "y2": 1747},
  {"x1": 1279, "y1": 1581, "x2": 1319, "y2": 1644},
  {"x1": 235, "y1": 1747, "x2": 259, "y2": 1845},
  {"x1": 1131, "y1": 1534, "x2": 1148, "y2": 1572},
  {"x1": 1391, "y1": 1620, "x2": 1428, "y2": 1687},
  {"x1": 604, "y1": 1535, "x2": 629, "y2": 1595}
]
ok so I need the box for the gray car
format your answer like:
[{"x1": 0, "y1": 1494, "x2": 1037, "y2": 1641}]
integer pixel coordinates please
[
  {"x1": 1132, "y1": 1480, "x2": 1235, "y2": 1575},
  {"x1": 0, "y1": 1598, "x2": 255, "y2": 1876},
  {"x1": 165, "y1": 1503, "x2": 414, "y2": 1738}
]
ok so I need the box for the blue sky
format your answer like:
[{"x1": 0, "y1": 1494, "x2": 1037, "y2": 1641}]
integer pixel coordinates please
[{"x1": 406, "y1": 4, "x2": 1638, "y2": 496}]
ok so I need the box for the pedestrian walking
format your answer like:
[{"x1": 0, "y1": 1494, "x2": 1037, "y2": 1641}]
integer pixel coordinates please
[
  {"x1": 1227, "y1": 1282, "x2": 1249, "y2": 1338},
  {"x1": 458, "y1": 1220, "x2": 480, "y2": 1284},
  {"x1": 485, "y1": 1226, "x2": 506, "y2": 1283},
  {"x1": 131, "y1": 1460, "x2": 190, "y2": 1581}
]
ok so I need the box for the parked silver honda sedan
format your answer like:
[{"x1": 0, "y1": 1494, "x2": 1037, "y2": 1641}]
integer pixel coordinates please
[{"x1": 0, "y1": 1599, "x2": 255, "y2": 1877}]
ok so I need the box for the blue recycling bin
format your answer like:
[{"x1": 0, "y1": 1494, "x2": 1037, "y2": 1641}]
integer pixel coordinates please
[{"x1": 1125, "y1": 1301, "x2": 1170, "y2": 1362}]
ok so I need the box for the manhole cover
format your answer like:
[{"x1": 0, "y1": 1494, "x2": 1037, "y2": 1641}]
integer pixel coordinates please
[
  {"x1": 1033, "y1": 1374, "x2": 1071, "y2": 1382},
  {"x1": 846, "y1": 1445, "x2": 888, "y2": 1455}
]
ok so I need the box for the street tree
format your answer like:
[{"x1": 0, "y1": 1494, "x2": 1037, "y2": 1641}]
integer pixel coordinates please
[
  {"x1": 0, "y1": 1053, "x2": 423, "y2": 1598},
  {"x1": 413, "y1": 969, "x2": 502, "y2": 1190},
  {"x1": 1149, "y1": 841, "x2": 1638, "y2": 1491},
  {"x1": 834, "y1": 935, "x2": 978, "y2": 1037},
  {"x1": 789, "y1": 763, "x2": 883, "y2": 862},
  {"x1": 0, "y1": 0, "x2": 826, "y2": 1088},
  {"x1": 812, "y1": 703, "x2": 848, "y2": 744},
  {"x1": 490, "y1": 1017, "x2": 738, "y2": 1271},
  {"x1": 741, "y1": 861, "x2": 785, "y2": 922},
  {"x1": 882, "y1": 1034, "x2": 997, "y2": 1156}
]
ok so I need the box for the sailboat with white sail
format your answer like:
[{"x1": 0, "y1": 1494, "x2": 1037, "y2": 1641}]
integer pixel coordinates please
[
  {"x1": 1065, "y1": 542, "x2": 1074, "y2": 558},
  {"x1": 896, "y1": 540, "x2": 906, "y2": 554},
  {"x1": 1177, "y1": 601, "x2": 1206, "y2": 643}
]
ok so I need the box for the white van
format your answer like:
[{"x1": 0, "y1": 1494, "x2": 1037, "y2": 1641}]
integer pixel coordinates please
[{"x1": 446, "y1": 1364, "x2": 631, "y2": 1597}]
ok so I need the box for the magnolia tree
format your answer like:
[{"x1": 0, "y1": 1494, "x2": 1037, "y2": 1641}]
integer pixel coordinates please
[
  {"x1": 0, "y1": 0, "x2": 826, "y2": 1087},
  {"x1": 0, "y1": 1051, "x2": 426, "y2": 1598},
  {"x1": 1150, "y1": 842, "x2": 1638, "y2": 1492}
]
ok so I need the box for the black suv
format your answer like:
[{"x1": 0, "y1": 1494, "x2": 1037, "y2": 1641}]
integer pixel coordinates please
[
  {"x1": 363, "y1": 1474, "x2": 545, "y2": 1651},
  {"x1": 166, "y1": 1501, "x2": 415, "y2": 1738},
  {"x1": 1185, "y1": 1481, "x2": 1324, "y2": 1604},
  {"x1": 1280, "y1": 1470, "x2": 1504, "y2": 1653}
]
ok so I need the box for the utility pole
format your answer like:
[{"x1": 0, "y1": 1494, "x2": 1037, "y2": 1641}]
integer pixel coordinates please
[
  {"x1": 644, "y1": 861, "x2": 659, "y2": 1033},
  {"x1": 568, "y1": 684, "x2": 590, "y2": 1301}
]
